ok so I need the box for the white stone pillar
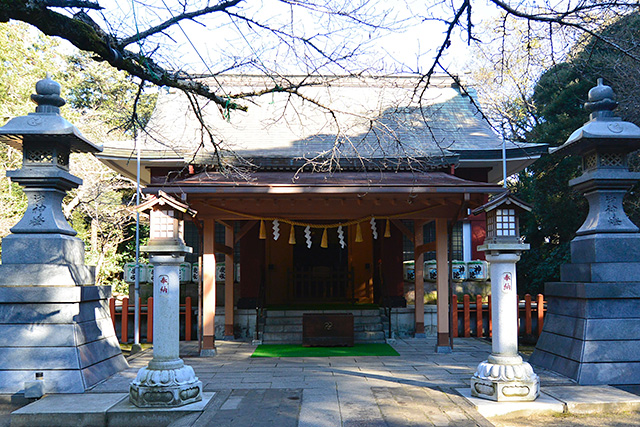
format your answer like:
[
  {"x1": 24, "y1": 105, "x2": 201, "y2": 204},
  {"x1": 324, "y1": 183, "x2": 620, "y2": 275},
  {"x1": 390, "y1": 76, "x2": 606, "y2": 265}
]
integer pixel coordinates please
[
  {"x1": 471, "y1": 245, "x2": 539, "y2": 401},
  {"x1": 130, "y1": 251, "x2": 203, "y2": 407},
  {"x1": 150, "y1": 254, "x2": 181, "y2": 361},
  {"x1": 487, "y1": 252, "x2": 520, "y2": 358}
]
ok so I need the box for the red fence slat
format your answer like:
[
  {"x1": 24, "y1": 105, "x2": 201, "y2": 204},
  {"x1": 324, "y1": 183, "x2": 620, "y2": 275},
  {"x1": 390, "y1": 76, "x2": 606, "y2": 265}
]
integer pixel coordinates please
[
  {"x1": 525, "y1": 294, "x2": 532, "y2": 335},
  {"x1": 109, "y1": 298, "x2": 116, "y2": 331},
  {"x1": 476, "y1": 295, "x2": 483, "y2": 338},
  {"x1": 147, "y1": 297, "x2": 153, "y2": 343},
  {"x1": 452, "y1": 295, "x2": 458, "y2": 338},
  {"x1": 185, "y1": 297, "x2": 192, "y2": 341},
  {"x1": 121, "y1": 297, "x2": 129, "y2": 343},
  {"x1": 537, "y1": 293, "x2": 545, "y2": 336},
  {"x1": 463, "y1": 294, "x2": 471, "y2": 337},
  {"x1": 488, "y1": 295, "x2": 492, "y2": 338}
]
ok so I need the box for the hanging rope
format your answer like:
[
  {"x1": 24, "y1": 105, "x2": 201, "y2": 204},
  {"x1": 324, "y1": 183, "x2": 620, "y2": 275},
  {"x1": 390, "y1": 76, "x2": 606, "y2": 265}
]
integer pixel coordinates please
[{"x1": 206, "y1": 203, "x2": 440, "y2": 229}]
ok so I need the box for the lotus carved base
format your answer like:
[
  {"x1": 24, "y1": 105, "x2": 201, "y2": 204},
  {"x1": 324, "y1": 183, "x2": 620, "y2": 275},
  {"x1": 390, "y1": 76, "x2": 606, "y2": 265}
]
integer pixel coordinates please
[
  {"x1": 129, "y1": 362, "x2": 202, "y2": 407},
  {"x1": 470, "y1": 359, "x2": 539, "y2": 402}
]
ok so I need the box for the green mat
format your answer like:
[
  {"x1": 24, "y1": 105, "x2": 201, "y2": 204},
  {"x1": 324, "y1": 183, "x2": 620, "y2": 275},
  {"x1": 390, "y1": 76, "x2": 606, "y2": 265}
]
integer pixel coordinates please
[{"x1": 251, "y1": 343, "x2": 399, "y2": 358}]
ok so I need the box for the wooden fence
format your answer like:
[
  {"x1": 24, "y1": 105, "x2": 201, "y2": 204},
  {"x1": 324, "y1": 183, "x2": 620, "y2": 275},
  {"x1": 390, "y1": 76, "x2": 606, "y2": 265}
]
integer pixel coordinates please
[
  {"x1": 109, "y1": 297, "x2": 196, "y2": 343},
  {"x1": 109, "y1": 293, "x2": 546, "y2": 343},
  {"x1": 451, "y1": 293, "x2": 546, "y2": 338}
]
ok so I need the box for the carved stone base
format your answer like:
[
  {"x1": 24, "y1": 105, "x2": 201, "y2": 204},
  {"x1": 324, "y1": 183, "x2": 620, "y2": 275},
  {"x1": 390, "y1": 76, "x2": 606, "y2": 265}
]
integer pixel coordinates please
[
  {"x1": 129, "y1": 362, "x2": 202, "y2": 407},
  {"x1": 470, "y1": 360, "x2": 539, "y2": 401}
]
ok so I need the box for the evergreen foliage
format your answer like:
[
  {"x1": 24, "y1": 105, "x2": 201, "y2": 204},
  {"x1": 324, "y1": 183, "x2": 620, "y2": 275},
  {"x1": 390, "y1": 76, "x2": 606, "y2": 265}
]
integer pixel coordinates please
[
  {"x1": 513, "y1": 13, "x2": 640, "y2": 294},
  {"x1": 0, "y1": 22, "x2": 155, "y2": 293}
]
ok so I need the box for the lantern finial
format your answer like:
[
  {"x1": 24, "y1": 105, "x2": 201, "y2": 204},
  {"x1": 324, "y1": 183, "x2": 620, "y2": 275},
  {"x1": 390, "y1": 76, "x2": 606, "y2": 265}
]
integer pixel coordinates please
[
  {"x1": 31, "y1": 74, "x2": 65, "y2": 114},
  {"x1": 584, "y1": 78, "x2": 617, "y2": 120}
]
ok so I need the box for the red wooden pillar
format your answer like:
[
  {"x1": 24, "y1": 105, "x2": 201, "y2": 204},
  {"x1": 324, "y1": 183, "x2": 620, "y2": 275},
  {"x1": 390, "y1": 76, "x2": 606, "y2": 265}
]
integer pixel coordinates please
[
  {"x1": 224, "y1": 223, "x2": 234, "y2": 338},
  {"x1": 414, "y1": 220, "x2": 425, "y2": 336},
  {"x1": 435, "y1": 218, "x2": 450, "y2": 350},
  {"x1": 202, "y1": 218, "x2": 217, "y2": 354}
]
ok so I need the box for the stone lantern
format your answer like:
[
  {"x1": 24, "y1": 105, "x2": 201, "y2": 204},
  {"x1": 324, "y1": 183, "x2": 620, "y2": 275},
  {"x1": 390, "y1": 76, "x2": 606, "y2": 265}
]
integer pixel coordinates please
[
  {"x1": 530, "y1": 79, "x2": 640, "y2": 384},
  {"x1": 470, "y1": 191, "x2": 540, "y2": 402},
  {"x1": 129, "y1": 190, "x2": 202, "y2": 407},
  {"x1": 0, "y1": 75, "x2": 127, "y2": 394},
  {"x1": 1, "y1": 74, "x2": 101, "y2": 258}
]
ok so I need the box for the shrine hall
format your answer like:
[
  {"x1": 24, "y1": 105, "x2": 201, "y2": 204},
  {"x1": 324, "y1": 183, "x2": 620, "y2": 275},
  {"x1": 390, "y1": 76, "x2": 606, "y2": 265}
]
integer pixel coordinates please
[{"x1": 97, "y1": 74, "x2": 546, "y2": 353}]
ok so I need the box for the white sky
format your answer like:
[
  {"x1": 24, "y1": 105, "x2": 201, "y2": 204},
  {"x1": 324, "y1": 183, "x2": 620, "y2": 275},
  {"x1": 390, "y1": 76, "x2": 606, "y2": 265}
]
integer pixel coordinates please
[{"x1": 92, "y1": 0, "x2": 503, "y2": 77}]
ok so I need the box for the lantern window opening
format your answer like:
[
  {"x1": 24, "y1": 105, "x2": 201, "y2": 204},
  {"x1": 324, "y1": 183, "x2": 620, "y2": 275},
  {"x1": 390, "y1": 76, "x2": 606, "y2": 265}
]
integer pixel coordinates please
[{"x1": 23, "y1": 141, "x2": 71, "y2": 170}]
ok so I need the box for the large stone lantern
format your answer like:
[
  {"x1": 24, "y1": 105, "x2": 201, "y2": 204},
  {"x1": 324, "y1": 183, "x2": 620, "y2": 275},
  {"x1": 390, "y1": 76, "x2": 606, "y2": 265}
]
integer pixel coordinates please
[
  {"x1": 0, "y1": 75, "x2": 127, "y2": 394},
  {"x1": 1, "y1": 75, "x2": 101, "y2": 259},
  {"x1": 530, "y1": 79, "x2": 640, "y2": 384},
  {"x1": 470, "y1": 191, "x2": 540, "y2": 401},
  {"x1": 129, "y1": 190, "x2": 203, "y2": 407}
]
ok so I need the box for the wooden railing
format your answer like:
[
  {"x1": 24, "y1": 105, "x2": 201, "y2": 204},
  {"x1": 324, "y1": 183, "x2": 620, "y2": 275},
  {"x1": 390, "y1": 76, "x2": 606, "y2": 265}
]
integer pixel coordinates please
[
  {"x1": 451, "y1": 294, "x2": 546, "y2": 338},
  {"x1": 108, "y1": 293, "x2": 545, "y2": 343},
  {"x1": 109, "y1": 296, "x2": 196, "y2": 343}
]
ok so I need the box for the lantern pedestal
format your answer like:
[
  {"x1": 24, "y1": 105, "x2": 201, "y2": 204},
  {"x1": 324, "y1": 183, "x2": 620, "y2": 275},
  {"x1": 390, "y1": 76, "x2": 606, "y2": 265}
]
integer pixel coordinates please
[
  {"x1": 471, "y1": 248, "x2": 540, "y2": 401},
  {"x1": 530, "y1": 79, "x2": 640, "y2": 385}
]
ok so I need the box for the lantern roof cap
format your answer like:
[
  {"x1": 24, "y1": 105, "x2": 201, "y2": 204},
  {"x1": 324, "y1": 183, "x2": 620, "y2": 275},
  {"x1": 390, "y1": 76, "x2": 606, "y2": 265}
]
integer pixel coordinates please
[
  {"x1": 137, "y1": 190, "x2": 197, "y2": 217},
  {"x1": 0, "y1": 74, "x2": 102, "y2": 154},
  {"x1": 553, "y1": 78, "x2": 640, "y2": 157},
  {"x1": 472, "y1": 190, "x2": 532, "y2": 216}
]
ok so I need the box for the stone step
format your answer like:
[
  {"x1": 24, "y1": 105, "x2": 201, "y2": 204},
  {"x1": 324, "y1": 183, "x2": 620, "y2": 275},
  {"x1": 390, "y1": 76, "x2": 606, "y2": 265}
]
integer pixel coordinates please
[
  {"x1": 264, "y1": 324, "x2": 383, "y2": 333},
  {"x1": 264, "y1": 317, "x2": 303, "y2": 326},
  {"x1": 263, "y1": 324, "x2": 303, "y2": 333},
  {"x1": 261, "y1": 310, "x2": 386, "y2": 344},
  {"x1": 353, "y1": 316, "x2": 384, "y2": 325},
  {"x1": 354, "y1": 323, "x2": 383, "y2": 332},
  {"x1": 355, "y1": 331, "x2": 386, "y2": 343},
  {"x1": 262, "y1": 332, "x2": 302, "y2": 343},
  {"x1": 264, "y1": 318, "x2": 381, "y2": 327}
]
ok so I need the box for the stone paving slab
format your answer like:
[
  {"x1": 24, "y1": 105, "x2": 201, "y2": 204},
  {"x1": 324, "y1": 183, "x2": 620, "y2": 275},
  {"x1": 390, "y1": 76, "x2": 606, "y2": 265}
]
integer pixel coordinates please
[
  {"x1": 10, "y1": 337, "x2": 640, "y2": 426},
  {"x1": 11, "y1": 393, "x2": 128, "y2": 427},
  {"x1": 456, "y1": 388, "x2": 565, "y2": 418},
  {"x1": 11, "y1": 392, "x2": 215, "y2": 427},
  {"x1": 544, "y1": 385, "x2": 640, "y2": 414}
]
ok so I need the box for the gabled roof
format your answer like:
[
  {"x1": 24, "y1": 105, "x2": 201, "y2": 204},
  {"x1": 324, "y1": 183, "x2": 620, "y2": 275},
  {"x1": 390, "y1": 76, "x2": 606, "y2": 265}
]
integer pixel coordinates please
[
  {"x1": 137, "y1": 190, "x2": 197, "y2": 217},
  {"x1": 472, "y1": 190, "x2": 532, "y2": 215},
  {"x1": 98, "y1": 74, "x2": 546, "y2": 184}
]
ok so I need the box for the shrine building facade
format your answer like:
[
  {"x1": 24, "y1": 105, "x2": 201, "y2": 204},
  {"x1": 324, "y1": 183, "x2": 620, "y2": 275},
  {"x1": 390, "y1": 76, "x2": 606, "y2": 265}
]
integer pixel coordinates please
[{"x1": 97, "y1": 75, "x2": 546, "y2": 352}]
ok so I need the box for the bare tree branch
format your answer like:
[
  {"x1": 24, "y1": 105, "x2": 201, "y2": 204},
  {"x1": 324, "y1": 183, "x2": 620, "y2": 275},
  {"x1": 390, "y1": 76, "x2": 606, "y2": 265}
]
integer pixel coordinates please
[
  {"x1": 489, "y1": 0, "x2": 640, "y2": 62},
  {"x1": 118, "y1": 0, "x2": 243, "y2": 47}
]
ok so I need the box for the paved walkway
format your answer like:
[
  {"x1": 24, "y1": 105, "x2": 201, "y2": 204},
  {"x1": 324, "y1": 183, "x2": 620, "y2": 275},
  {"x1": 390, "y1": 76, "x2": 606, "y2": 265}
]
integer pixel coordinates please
[{"x1": 10, "y1": 337, "x2": 640, "y2": 426}]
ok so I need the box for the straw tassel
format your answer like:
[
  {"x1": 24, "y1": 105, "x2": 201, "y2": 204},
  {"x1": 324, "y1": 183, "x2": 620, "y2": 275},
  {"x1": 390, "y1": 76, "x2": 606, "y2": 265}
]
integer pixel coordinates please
[
  {"x1": 259, "y1": 219, "x2": 267, "y2": 239},
  {"x1": 384, "y1": 219, "x2": 391, "y2": 238},
  {"x1": 355, "y1": 223, "x2": 363, "y2": 243},
  {"x1": 288, "y1": 224, "x2": 296, "y2": 245},
  {"x1": 321, "y1": 228, "x2": 328, "y2": 248}
]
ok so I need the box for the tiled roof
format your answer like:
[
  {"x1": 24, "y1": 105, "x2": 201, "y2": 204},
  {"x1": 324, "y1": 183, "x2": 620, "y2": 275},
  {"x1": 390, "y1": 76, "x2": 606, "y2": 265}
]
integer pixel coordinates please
[{"x1": 103, "y1": 75, "x2": 545, "y2": 171}]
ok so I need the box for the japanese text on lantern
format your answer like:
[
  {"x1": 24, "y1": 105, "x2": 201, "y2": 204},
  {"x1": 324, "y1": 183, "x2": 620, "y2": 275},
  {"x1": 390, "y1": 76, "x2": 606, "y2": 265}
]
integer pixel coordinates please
[
  {"x1": 502, "y1": 272, "x2": 512, "y2": 293},
  {"x1": 159, "y1": 275, "x2": 169, "y2": 294}
]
